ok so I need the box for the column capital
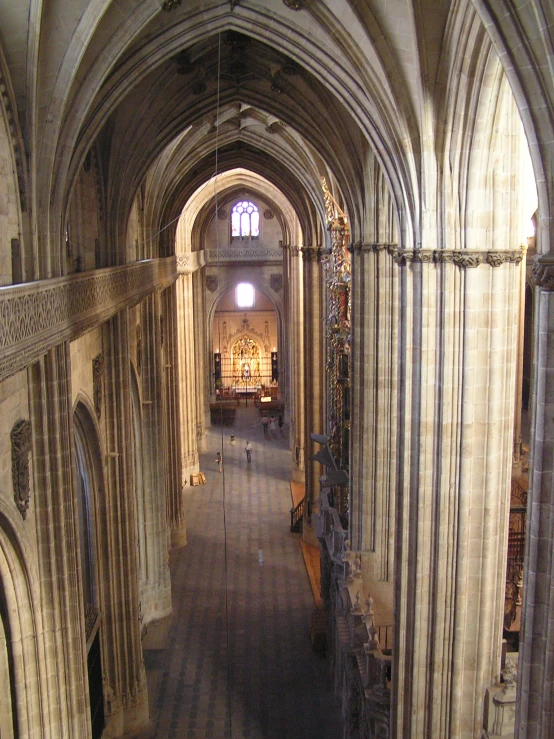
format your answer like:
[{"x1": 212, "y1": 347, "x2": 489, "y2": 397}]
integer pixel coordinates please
[
  {"x1": 301, "y1": 245, "x2": 323, "y2": 262},
  {"x1": 532, "y1": 253, "x2": 554, "y2": 290}
]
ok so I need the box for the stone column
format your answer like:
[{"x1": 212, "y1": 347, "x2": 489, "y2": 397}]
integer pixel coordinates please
[
  {"x1": 193, "y1": 269, "x2": 209, "y2": 450},
  {"x1": 161, "y1": 284, "x2": 186, "y2": 547},
  {"x1": 350, "y1": 243, "x2": 398, "y2": 581},
  {"x1": 102, "y1": 311, "x2": 148, "y2": 735},
  {"x1": 30, "y1": 343, "x2": 91, "y2": 737},
  {"x1": 176, "y1": 271, "x2": 200, "y2": 488},
  {"x1": 139, "y1": 293, "x2": 172, "y2": 616},
  {"x1": 392, "y1": 249, "x2": 522, "y2": 738},
  {"x1": 302, "y1": 245, "x2": 324, "y2": 527},
  {"x1": 285, "y1": 245, "x2": 305, "y2": 480},
  {"x1": 512, "y1": 245, "x2": 528, "y2": 466},
  {"x1": 516, "y1": 254, "x2": 554, "y2": 739}
]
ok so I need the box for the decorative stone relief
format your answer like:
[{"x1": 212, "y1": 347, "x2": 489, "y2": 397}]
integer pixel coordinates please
[
  {"x1": 205, "y1": 248, "x2": 282, "y2": 262},
  {"x1": 162, "y1": 0, "x2": 182, "y2": 10},
  {"x1": 206, "y1": 275, "x2": 218, "y2": 292},
  {"x1": 217, "y1": 208, "x2": 228, "y2": 220},
  {"x1": 11, "y1": 419, "x2": 32, "y2": 519},
  {"x1": 264, "y1": 209, "x2": 274, "y2": 220},
  {"x1": 355, "y1": 244, "x2": 524, "y2": 269},
  {"x1": 270, "y1": 274, "x2": 283, "y2": 292},
  {"x1": 93, "y1": 354, "x2": 104, "y2": 419},
  {"x1": 283, "y1": 0, "x2": 303, "y2": 8}
]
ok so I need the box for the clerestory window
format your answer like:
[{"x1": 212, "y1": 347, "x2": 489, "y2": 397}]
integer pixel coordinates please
[{"x1": 231, "y1": 201, "x2": 260, "y2": 238}]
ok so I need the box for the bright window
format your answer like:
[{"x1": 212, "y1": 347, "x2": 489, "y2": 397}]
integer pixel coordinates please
[
  {"x1": 231, "y1": 201, "x2": 260, "y2": 238},
  {"x1": 236, "y1": 283, "x2": 254, "y2": 307}
]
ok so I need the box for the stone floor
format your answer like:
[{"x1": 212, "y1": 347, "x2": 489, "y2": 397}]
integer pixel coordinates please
[{"x1": 126, "y1": 405, "x2": 342, "y2": 739}]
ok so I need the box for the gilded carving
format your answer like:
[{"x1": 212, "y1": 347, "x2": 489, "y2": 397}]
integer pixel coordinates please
[
  {"x1": 93, "y1": 354, "x2": 104, "y2": 419},
  {"x1": 11, "y1": 419, "x2": 32, "y2": 519}
]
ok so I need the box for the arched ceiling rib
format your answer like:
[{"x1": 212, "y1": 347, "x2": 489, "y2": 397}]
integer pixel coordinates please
[{"x1": 176, "y1": 169, "x2": 302, "y2": 253}]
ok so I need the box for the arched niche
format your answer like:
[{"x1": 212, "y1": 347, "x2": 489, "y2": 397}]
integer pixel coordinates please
[
  {"x1": 72, "y1": 399, "x2": 106, "y2": 739},
  {"x1": 0, "y1": 508, "x2": 42, "y2": 738},
  {"x1": 207, "y1": 278, "x2": 283, "y2": 398}
]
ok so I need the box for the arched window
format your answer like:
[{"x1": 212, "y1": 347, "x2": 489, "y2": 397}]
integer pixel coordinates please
[{"x1": 231, "y1": 201, "x2": 260, "y2": 238}]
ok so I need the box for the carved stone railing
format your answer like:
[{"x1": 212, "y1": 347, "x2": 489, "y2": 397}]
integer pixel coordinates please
[{"x1": 0, "y1": 258, "x2": 177, "y2": 382}]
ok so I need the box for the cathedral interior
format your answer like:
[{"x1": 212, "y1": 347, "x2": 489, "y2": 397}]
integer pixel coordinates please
[{"x1": 0, "y1": 1, "x2": 553, "y2": 737}]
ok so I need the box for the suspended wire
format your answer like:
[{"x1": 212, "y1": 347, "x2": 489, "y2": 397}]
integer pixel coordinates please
[{"x1": 212, "y1": 31, "x2": 234, "y2": 739}]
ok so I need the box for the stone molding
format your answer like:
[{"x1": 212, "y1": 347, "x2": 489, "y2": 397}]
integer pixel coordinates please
[
  {"x1": 532, "y1": 254, "x2": 554, "y2": 290},
  {"x1": 352, "y1": 243, "x2": 524, "y2": 267},
  {"x1": 205, "y1": 247, "x2": 282, "y2": 263},
  {"x1": 0, "y1": 258, "x2": 176, "y2": 383}
]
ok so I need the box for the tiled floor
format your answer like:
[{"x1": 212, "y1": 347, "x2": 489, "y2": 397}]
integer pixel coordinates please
[{"x1": 127, "y1": 405, "x2": 342, "y2": 739}]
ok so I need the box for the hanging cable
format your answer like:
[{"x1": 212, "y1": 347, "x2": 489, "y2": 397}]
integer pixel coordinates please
[{"x1": 212, "y1": 31, "x2": 234, "y2": 739}]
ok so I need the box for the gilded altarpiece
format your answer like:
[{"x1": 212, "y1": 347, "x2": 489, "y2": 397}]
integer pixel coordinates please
[{"x1": 322, "y1": 178, "x2": 351, "y2": 524}]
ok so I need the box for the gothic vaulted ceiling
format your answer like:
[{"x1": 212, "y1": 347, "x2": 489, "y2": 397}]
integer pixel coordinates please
[{"x1": 1, "y1": 0, "x2": 550, "y2": 262}]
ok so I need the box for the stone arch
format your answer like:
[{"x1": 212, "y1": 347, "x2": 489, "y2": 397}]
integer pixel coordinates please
[
  {"x1": 0, "y1": 64, "x2": 25, "y2": 287},
  {"x1": 0, "y1": 507, "x2": 42, "y2": 738},
  {"x1": 72, "y1": 398, "x2": 107, "y2": 738}
]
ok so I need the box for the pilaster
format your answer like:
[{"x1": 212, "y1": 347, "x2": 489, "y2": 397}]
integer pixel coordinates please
[
  {"x1": 30, "y1": 343, "x2": 91, "y2": 737},
  {"x1": 350, "y1": 243, "x2": 398, "y2": 577},
  {"x1": 162, "y1": 285, "x2": 186, "y2": 548},
  {"x1": 302, "y1": 245, "x2": 324, "y2": 532},
  {"x1": 102, "y1": 311, "x2": 148, "y2": 735},
  {"x1": 392, "y1": 248, "x2": 522, "y2": 738},
  {"x1": 286, "y1": 244, "x2": 305, "y2": 480},
  {"x1": 139, "y1": 293, "x2": 172, "y2": 617},
  {"x1": 176, "y1": 272, "x2": 200, "y2": 490},
  {"x1": 516, "y1": 253, "x2": 554, "y2": 739}
]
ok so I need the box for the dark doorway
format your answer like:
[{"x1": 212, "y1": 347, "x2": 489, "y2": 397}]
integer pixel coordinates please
[{"x1": 88, "y1": 631, "x2": 104, "y2": 739}]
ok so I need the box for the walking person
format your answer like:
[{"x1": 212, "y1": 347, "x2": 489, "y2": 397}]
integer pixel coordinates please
[
  {"x1": 278, "y1": 414, "x2": 284, "y2": 433},
  {"x1": 262, "y1": 416, "x2": 270, "y2": 437},
  {"x1": 216, "y1": 451, "x2": 222, "y2": 472},
  {"x1": 245, "y1": 440, "x2": 252, "y2": 464}
]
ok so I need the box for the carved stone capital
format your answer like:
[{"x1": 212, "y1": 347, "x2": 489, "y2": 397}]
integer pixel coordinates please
[
  {"x1": 388, "y1": 247, "x2": 524, "y2": 269},
  {"x1": 301, "y1": 246, "x2": 322, "y2": 263},
  {"x1": 532, "y1": 254, "x2": 554, "y2": 290},
  {"x1": 11, "y1": 419, "x2": 32, "y2": 519},
  {"x1": 413, "y1": 250, "x2": 434, "y2": 263}
]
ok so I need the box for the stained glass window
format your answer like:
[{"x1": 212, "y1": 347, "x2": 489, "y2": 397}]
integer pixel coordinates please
[{"x1": 231, "y1": 201, "x2": 260, "y2": 237}]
